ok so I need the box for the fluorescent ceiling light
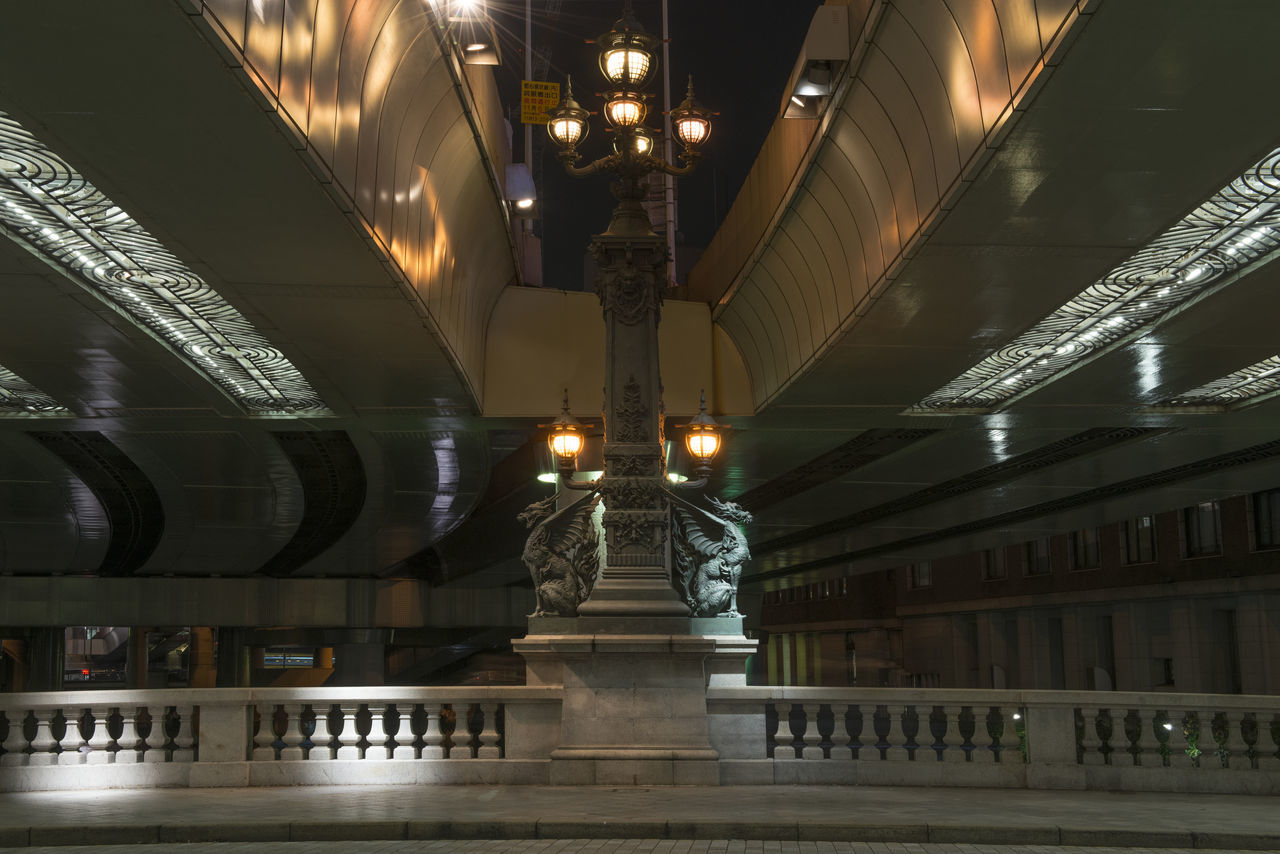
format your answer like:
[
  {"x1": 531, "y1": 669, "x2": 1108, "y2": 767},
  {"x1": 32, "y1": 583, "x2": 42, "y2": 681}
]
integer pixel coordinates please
[
  {"x1": 1159, "y1": 354, "x2": 1280, "y2": 409},
  {"x1": 0, "y1": 111, "x2": 329, "y2": 415},
  {"x1": 0, "y1": 363, "x2": 68, "y2": 414},
  {"x1": 916, "y1": 145, "x2": 1280, "y2": 411}
]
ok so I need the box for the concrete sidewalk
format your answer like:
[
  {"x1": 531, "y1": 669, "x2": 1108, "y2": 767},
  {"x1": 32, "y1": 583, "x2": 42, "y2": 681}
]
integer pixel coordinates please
[{"x1": 0, "y1": 785, "x2": 1276, "y2": 849}]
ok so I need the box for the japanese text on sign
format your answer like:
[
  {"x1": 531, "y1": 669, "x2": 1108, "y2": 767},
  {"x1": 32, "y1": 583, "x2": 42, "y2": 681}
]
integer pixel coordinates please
[{"x1": 521, "y1": 80, "x2": 561, "y2": 125}]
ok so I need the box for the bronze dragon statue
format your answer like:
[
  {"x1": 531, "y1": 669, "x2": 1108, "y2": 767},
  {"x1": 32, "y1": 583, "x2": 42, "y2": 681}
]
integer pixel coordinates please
[
  {"x1": 517, "y1": 491, "x2": 603, "y2": 617},
  {"x1": 670, "y1": 495, "x2": 753, "y2": 618}
]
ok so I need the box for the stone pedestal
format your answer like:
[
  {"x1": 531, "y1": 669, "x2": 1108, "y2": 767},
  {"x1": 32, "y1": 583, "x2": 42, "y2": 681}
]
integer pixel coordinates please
[{"x1": 515, "y1": 621, "x2": 755, "y2": 785}]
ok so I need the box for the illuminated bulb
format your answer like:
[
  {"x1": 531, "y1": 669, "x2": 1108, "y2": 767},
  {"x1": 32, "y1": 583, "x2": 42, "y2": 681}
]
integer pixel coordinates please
[
  {"x1": 515, "y1": 198, "x2": 534, "y2": 209},
  {"x1": 605, "y1": 95, "x2": 645, "y2": 127},
  {"x1": 791, "y1": 95, "x2": 805, "y2": 108},
  {"x1": 604, "y1": 49, "x2": 651, "y2": 86},
  {"x1": 536, "y1": 472, "x2": 558, "y2": 484},
  {"x1": 465, "y1": 43, "x2": 487, "y2": 52}
]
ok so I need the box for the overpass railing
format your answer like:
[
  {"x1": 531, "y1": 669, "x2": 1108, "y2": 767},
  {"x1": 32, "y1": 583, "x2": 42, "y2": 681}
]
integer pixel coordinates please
[
  {"x1": 2, "y1": 685, "x2": 1277, "y2": 792},
  {"x1": 708, "y1": 687, "x2": 1280, "y2": 792}
]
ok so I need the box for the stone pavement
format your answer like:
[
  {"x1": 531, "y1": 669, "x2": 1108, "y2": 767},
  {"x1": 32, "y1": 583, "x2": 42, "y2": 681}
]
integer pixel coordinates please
[
  {"x1": 0, "y1": 844, "x2": 1269, "y2": 854},
  {"x1": 0, "y1": 786, "x2": 1276, "y2": 851}
]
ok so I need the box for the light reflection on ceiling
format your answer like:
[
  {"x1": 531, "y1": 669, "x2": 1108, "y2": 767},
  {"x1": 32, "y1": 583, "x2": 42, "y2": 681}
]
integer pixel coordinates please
[
  {"x1": 0, "y1": 363, "x2": 68, "y2": 414},
  {"x1": 0, "y1": 111, "x2": 330, "y2": 415},
  {"x1": 1159, "y1": 354, "x2": 1280, "y2": 409},
  {"x1": 916, "y1": 146, "x2": 1280, "y2": 412}
]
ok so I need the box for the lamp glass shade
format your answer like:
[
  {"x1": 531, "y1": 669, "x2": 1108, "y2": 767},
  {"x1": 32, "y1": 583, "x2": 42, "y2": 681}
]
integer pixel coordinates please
[
  {"x1": 549, "y1": 427, "x2": 583, "y2": 460},
  {"x1": 549, "y1": 116, "x2": 586, "y2": 147},
  {"x1": 605, "y1": 94, "x2": 646, "y2": 128},
  {"x1": 603, "y1": 48, "x2": 652, "y2": 87},
  {"x1": 675, "y1": 115, "x2": 710, "y2": 148},
  {"x1": 686, "y1": 428, "x2": 720, "y2": 462}
]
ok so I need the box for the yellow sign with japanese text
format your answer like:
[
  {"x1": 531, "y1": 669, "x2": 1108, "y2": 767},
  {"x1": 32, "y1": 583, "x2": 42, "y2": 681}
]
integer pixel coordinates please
[{"x1": 521, "y1": 80, "x2": 561, "y2": 125}]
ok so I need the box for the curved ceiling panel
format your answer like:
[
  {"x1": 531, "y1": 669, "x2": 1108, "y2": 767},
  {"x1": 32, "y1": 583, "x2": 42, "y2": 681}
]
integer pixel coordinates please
[
  {"x1": 27, "y1": 431, "x2": 163, "y2": 576},
  {"x1": 0, "y1": 432, "x2": 108, "y2": 574},
  {"x1": 196, "y1": 0, "x2": 516, "y2": 406},
  {"x1": 714, "y1": 0, "x2": 1082, "y2": 408},
  {"x1": 106, "y1": 429, "x2": 303, "y2": 577}
]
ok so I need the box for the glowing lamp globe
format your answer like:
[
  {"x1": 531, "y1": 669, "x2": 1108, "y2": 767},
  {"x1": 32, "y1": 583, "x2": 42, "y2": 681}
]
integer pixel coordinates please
[
  {"x1": 683, "y1": 390, "x2": 723, "y2": 477},
  {"x1": 596, "y1": 8, "x2": 658, "y2": 88},
  {"x1": 546, "y1": 78, "x2": 590, "y2": 149},
  {"x1": 671, "y1": 76, "x2": 712, "y2": 149},
  {"x1": 604, "y1": 93, "x2": 646, "y2": 128}
]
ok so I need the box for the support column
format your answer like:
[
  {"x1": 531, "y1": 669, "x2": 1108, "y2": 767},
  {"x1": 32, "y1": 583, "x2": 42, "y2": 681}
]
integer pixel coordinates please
[
  {"x1": 215, "y1": 628, "x2": 249, "y2": 688},
  {"x1": 125, "y1": 628, "x2": 148, "y2": 690},
  {"x1": 578, "y1": 229, "x2": 687, "y2": 617},
  {"x1": 188, "y1": 627, "x2": 217, "y2": 689},
  {"x1": 25, "y1": 628, "x2": 63, "y2": 692}
]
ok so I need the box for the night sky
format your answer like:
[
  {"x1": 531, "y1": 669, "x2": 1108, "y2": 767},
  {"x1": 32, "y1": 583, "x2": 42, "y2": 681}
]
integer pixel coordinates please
[{"x1": 486, "y1": 0, "x2": 823, "y2": 290}]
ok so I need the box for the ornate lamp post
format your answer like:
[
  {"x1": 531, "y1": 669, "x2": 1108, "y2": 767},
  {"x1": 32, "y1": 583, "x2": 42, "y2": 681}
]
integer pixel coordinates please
[
  {"x1": 529, "y1": 1, "x2": 745, "y2": 621},
  {"x1": 514, "y1": 5, "x2": 755, "y2": 785}
]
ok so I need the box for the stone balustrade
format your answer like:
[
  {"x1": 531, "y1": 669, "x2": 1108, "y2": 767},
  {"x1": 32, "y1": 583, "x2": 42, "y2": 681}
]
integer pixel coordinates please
[
  {"x1": 707, "y1": 687, "x2": 1280, "y2": 792},
  {"x1": 0, "y1": 686, "x2": 561, "y2": 791},
  {"x1": 2, "y1": 685, "x2": 1277, "y2": 792}
]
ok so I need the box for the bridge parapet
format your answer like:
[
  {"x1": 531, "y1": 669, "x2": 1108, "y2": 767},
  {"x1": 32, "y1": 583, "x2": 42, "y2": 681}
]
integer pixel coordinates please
[{"x1": 2, "y1": 685, "x2": 1277, "y2": 792}]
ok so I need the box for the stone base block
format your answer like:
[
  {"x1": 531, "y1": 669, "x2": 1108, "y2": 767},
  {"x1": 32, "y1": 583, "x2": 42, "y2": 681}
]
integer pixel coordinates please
[{"x1": 548, "y1": 757, "x2": 718, "y2": 785}]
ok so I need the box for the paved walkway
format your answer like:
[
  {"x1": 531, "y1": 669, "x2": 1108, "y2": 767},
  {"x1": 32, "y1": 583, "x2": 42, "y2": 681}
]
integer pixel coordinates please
[
  {"x1": 0, "y1": 786, "x2": 1276, "y2": 850},
  {"x1": 0, "y1": 844, "x2": 1268, "y2": 854}
]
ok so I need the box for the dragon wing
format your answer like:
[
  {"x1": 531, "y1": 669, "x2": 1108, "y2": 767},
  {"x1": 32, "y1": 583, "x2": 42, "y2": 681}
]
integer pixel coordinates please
[{"x1": 560, "y1": 495, "x2": 602, "y2": 599}]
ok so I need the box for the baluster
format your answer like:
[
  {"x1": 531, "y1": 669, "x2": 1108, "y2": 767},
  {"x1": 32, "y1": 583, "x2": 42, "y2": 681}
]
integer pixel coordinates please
[
  {"x1": 422, "y1": 704, "x2": 445, "y2": 759},
  {"x1": 26, "y1": 708, "x2": 57, "y2": 766},
  {"x1": 85, "y1": 707, "x2": 113, "y2": 765},
  {"x1": 477, "y1": 703, "x2": 501, "y2": 759},
  {"x1": 308, "y1": 704, "x2": 334, "y2": 761},
  {"x1": 970, "y1": 706, "x2": 996, "y2": 763},
  {"x1": 448, "y1": 704, "x2": 474, "y2": 759},
  {"x1": 769, "y1": 704, "x2": 791, "y2": 759},
  {"x1": 364, "y1": 704, "x2": 390, "y2": 760},
  {"x1": 801, "y1": 704, "x2": 824, "y2": 759},
  {"x1": 279, "y1": 704, "x2": 305, "y2": 760},
  {"x1": 1259, "y1": 713, "x2": 1280, "y2": 770},
  {"x1": 847, "y1": 704, "x2": 864, "y2": 760},
  {"x1": 142, "y1": 706, "x2": 169, "y2": 763},
  {"x1": 829, "y1": 703, "x2": 852, "y2": 760},
  {"x1": 1113, "y1": 709, "x2": 1138, "y2": 767},
  {"x1": 883, "y1": 704, "x2": 908, "y2": 761},
  {"x1": 251, "y1": 704, "x2": 277, "y2": 761},
  {"x1": 1079, "y1": 707, "x2": 1106, "y2": 765},
  {"x1": 391, "y1": 704, "x2": 417, "y2": 760},
  {"x1": 1170, "y1": 710, "x2": 1200, "y2": 768},
  {"x1": 335, "y1": 704, "x2": 362, "y2": 760},
  {"x1": 57, "y1": 709, "x2": 86, "y2": 766},
  {"x1": 114, "y1": 706, "x2": 140, "y2": 764},
  {"x1": 1217, "y1": 711, "x2": 1247, "y2": 769},
  {"x1": 942, "y1": 705, "x2": 967, "y2": 763},
  {"x1": 1, "y1": 711, "x2": 30, "y2": 766},
  {"x1": 172, "y1": 705, "x2": 195, "y2": 763}
]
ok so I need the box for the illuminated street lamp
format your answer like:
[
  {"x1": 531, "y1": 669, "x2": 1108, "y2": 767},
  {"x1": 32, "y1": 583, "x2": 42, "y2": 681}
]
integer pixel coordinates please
[
  {"x1": 544, "y1": 391, "x2": 585, "y2": 478},
  {"x1": 681, "y1": 390, "x2": 723, "y2": 479},
  {"x1": 530, "y1": 1, "x2": 734, "y2": 621}
]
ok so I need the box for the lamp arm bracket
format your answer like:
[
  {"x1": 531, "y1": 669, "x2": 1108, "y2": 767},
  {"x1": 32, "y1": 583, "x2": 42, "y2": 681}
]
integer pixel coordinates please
[
  {"x1": 561, "y1": 476, "x2": 603, "y2": 491},
  {"x1": 561, "y1": 154, "x2": 618, "y2": 178},
  {"x1": 653, "y1": 157, "x2": 696, "y2": 177}
]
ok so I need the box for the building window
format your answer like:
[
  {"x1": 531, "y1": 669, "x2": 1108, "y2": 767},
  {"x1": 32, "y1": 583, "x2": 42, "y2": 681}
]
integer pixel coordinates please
[
  {"x1": 908, "y1": 561, "x2": 932, "y2": 589},
  {"x1": 1122, "y1": 516, "x2": 1157, "y2": 564},
  {"x1": 1068, "y1": 528, "x2": 1100, "y2": 570},
  {"x1": 1183, "y1": 501, "x2": 1222, "y2": 557},
  {"x1": 1023, "y1": 538, "x2": 1052, "y2": 575},
  {"x1": 1254, "y1": 489, "x2": 1280, "y2": 550},
  {"x1": 981, "y1": 548, "x2": 1007, "y2": 580}
]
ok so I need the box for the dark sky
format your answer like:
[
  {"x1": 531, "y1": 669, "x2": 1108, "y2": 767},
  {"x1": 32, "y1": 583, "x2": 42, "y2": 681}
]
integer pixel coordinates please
[{"x1": 487, "y1": 0, "x2": 823, "y2": 290}]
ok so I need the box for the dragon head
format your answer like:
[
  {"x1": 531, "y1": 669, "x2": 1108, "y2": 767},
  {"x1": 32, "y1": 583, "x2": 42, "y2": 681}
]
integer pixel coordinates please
[
  {"x1": 708, "y1": 496, "x2": 753, "y2": 526},
  {"x1": 517, "y1": 493, "x2": 558, "y2": 528}
]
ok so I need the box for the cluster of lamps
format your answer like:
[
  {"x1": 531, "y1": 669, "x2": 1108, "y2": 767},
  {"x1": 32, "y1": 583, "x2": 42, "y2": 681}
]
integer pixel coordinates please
[
  {"x1": 545, "y1": 391, "x2": 722, "y2": 483},
  {"x1": 545, "y1": 3, "x2": 712, "y2": 171}
]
